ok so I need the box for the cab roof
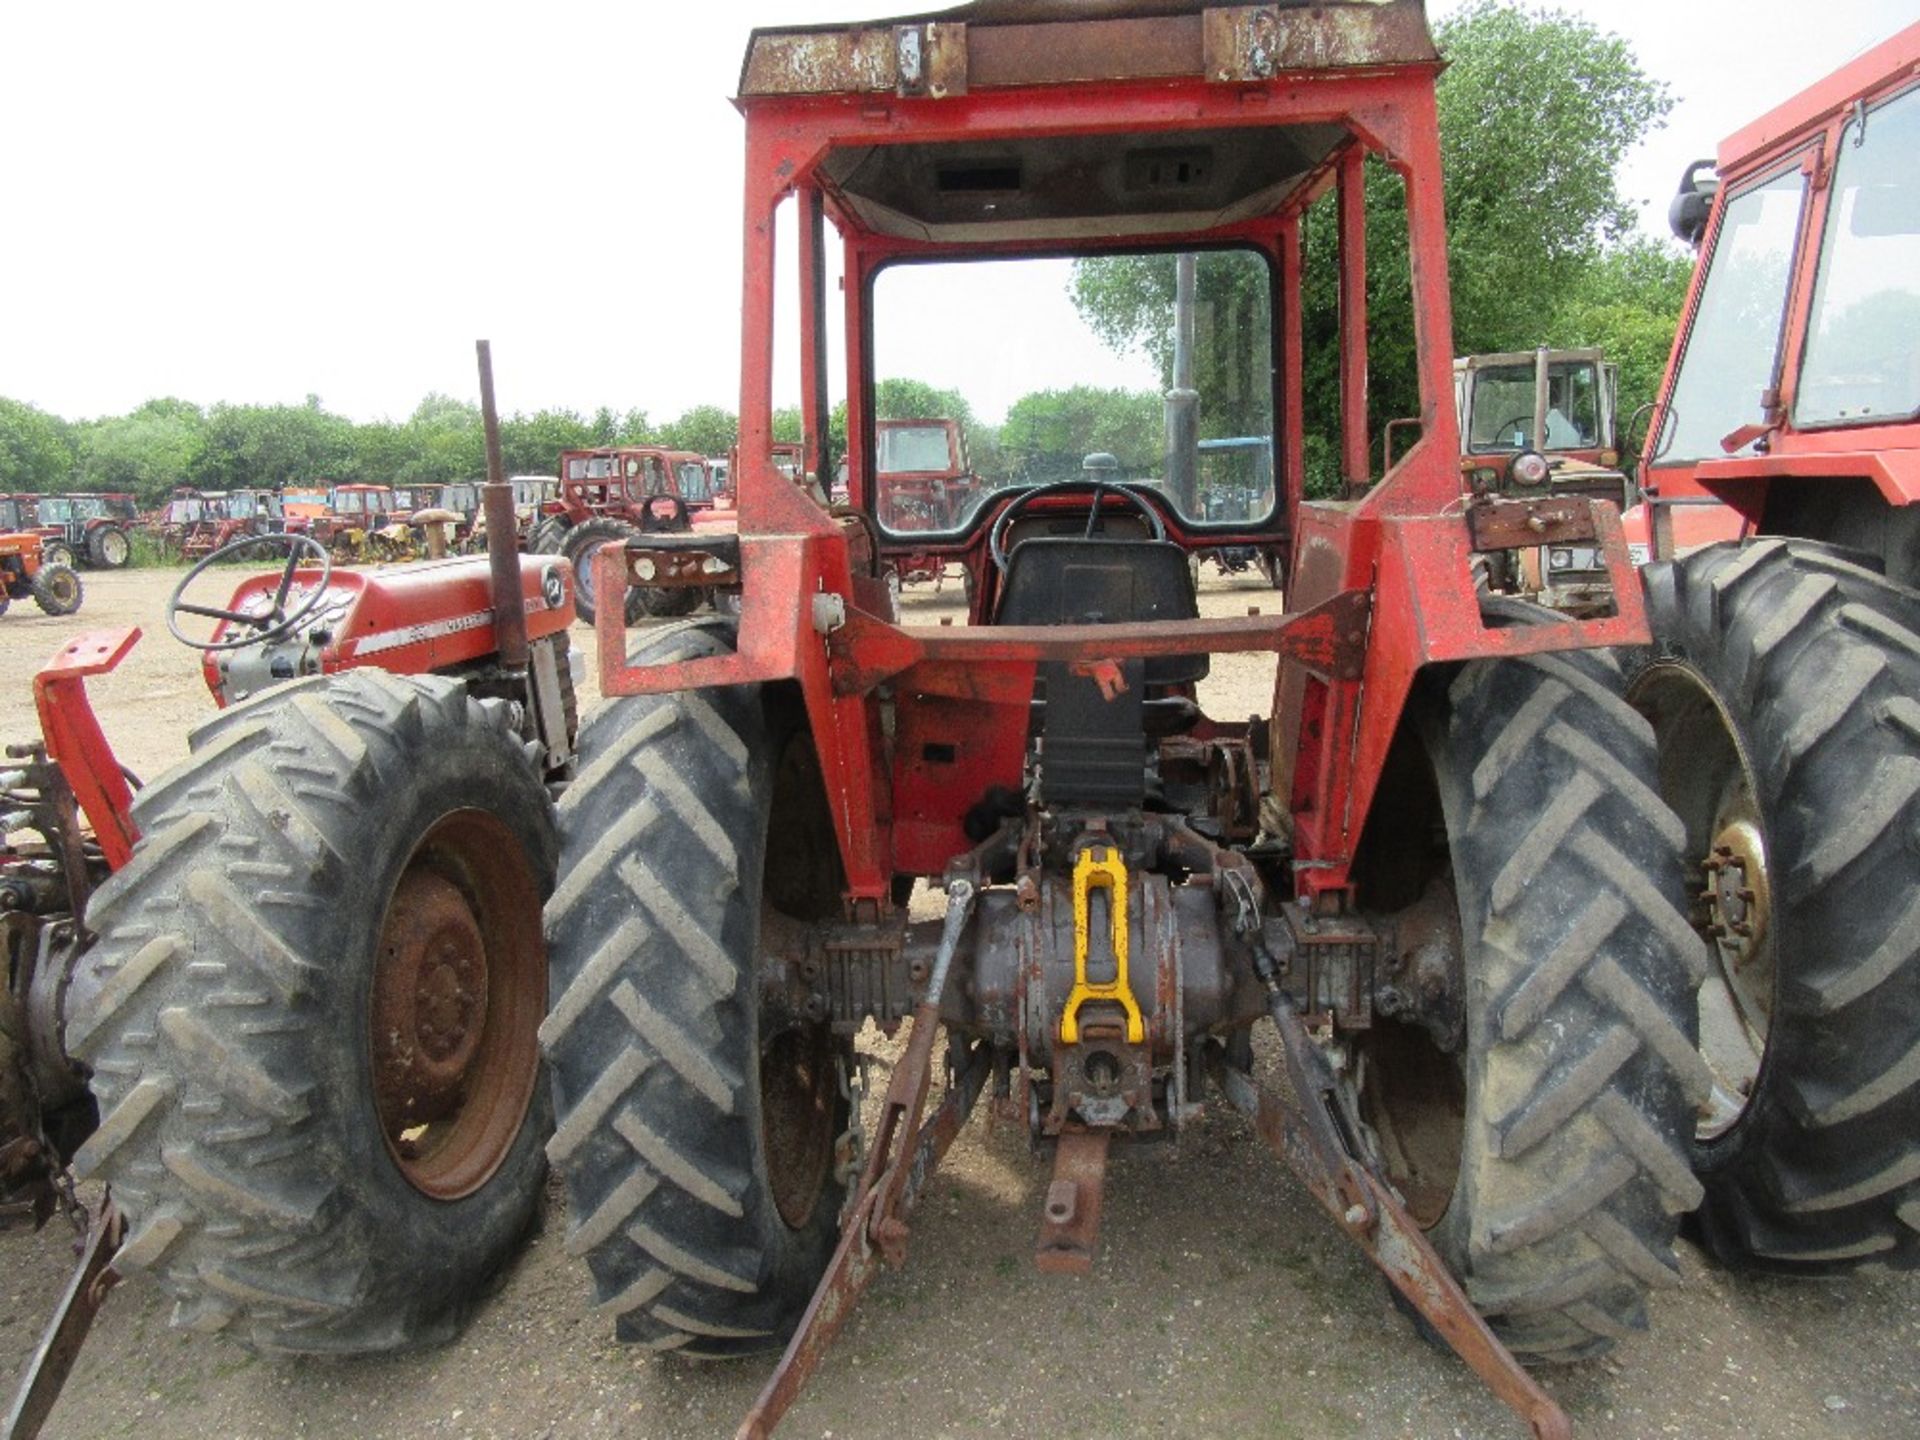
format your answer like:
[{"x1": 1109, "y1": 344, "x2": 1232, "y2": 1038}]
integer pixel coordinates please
[
  {"x1": 739, "y1": 1, "x2": 1438, "y2": 100},
  {"x1": 740, "y1": 2, "x2": 1440, "y2": 243}
]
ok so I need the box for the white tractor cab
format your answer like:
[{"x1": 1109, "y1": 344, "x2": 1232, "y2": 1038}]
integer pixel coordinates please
[{"x1": 1452, "y1": 346, "x2": 1633, "y2": 615}]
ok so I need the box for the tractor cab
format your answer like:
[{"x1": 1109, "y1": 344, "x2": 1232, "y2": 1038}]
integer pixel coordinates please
[{"x1": 328, "y1": 483, "x2": 400, "y2": 519}]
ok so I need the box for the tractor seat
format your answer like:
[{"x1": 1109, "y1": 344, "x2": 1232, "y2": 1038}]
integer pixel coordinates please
[{"x1": 994, "y1": 536, "x2": 1208, "y2": 687}]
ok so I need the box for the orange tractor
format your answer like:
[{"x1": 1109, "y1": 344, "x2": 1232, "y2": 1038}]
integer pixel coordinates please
[{"x1": 0, "y1": 530, "x2": 83, "y2": 619}]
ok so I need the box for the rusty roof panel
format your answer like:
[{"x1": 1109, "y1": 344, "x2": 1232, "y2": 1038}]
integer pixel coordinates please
[
  {"x1": 741, "y1": 3, "x2": 1438, "y2": 98},
  {"x1": 967, "y1": 15, "x2": 1203, "y2": 87}
]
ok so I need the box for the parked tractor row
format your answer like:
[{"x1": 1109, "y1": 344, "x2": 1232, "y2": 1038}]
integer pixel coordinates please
[{"x1": 4, "y1": 7, "x2": 1916, "y2": 1440}]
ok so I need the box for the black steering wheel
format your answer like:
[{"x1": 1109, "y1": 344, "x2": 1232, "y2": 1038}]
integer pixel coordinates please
[
  {"x1": 167, "y1": 533, "x2": 334, "y2": 652},
  {"x1": 986, "y1": 480, "x2": 1166, "y2": 572}
]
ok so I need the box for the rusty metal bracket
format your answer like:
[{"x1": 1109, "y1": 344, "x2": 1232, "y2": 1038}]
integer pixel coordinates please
[
  {"x1": 2, "y1": 1195, "x2": 125, "y2": 1440},
  {"x1": 1210, "y1": 1004, "x2": 1570, "y2": 1440},
  {"x1": 1466, "y1": 495, "x2": 1599, "y2": 552},
  {"x1": 1035, "y1": 1128, "x2": 1111, "y2": 1275}
]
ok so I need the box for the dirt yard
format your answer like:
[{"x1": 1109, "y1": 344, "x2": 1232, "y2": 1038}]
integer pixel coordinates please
[{"x1": 3, "y1": 564, "x2": 1917, "y2": 1439}]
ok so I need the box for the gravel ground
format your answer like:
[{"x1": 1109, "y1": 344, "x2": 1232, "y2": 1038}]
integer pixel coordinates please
[{"x1": 3, "y1": 562, "x2": 1917, "y2": 1439}]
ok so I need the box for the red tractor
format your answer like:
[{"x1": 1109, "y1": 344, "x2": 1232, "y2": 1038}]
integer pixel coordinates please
[
  {"x1": 1623, "y1": 20, "x2": 1920, "y2": 1275},
  {"x1": 150, "y1": 486, "x2": 281, "y2": 560},
  {"x1": 3, "y1": 426, "x2": 577, "y2": 1436},
  {"x1": 556, "y1": 6, "x2": 1703, "y2": 1436},
  {"x1": 29, "y1": 493, "x2": 137, "y2": 571},
  {"x1": 538, "y1": 447, "x2": 725, "y2": 622},
  {"x1": 875, "y1": 416, "x2": 980, "y2": 591}
]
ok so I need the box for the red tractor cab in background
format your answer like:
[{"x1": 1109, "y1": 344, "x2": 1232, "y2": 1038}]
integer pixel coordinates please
[
  {"x1": 874, "y1": 417, "x2": 981, "y2": 592},
  {"x1": 535, "y1": 447, "x2": 723, "y2": 623},
  {"x1": 30, "y1": 493, "x2": 136, "y2": 570}
]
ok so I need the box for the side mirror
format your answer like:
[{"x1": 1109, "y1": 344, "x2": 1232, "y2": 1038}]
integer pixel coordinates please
[{"x1": 1668, "y1": 159, "x2": 1718, "y2": 248}]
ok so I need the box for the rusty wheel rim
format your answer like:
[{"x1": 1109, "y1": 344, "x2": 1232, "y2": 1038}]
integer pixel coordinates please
[
  {"x1": 1629, "y1": 661, "x2": 1772, "y2": 1143},
  {"x1": 760, "y1": 1024, "x2": 837, "y2": 1231},
  {"x1": 369, "y1": 811, "x2": 545, "y2": 1200}
]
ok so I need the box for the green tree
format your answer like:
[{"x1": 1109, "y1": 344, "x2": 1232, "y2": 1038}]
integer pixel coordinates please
[
  {"x1": 659, "y1": 404, "x2": 738, "y2": 456},
  {"x1": 500, "y1": 410, "x2": 596, "y2": 476},
  {"x1": 71, "y1": 398, "x2": 205, "y2": 503},
  {"x1": 614, "y1": 408, "x2": 655, "y2": 445},
  {"x1": 1548, "y1": 236, "x2": 1695, "y2": 453},
  {"x1": 192, "y1": 401, "x2": 356, "y2": 491},
  {"x1": 0, "y1": 397, "x2": 77, "y2": 492},
  {"x1": 1071, "y1": 251, "x2": 1274, "y2": 443},
  {"x1": 998, "y1": 386, "x2": 1162, "y2": 485}
]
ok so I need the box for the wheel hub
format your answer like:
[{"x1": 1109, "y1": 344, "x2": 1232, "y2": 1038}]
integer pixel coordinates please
[
  {"x1": 1702, "y1": 817, "x2": 1773, "y2": 1031},
  {"x1": 372, "y1": 871, "x2": 490, "y2": 1127}
]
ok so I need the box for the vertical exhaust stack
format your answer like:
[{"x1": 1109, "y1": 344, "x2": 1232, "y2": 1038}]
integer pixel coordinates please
[
  {"x1": 1164, "y1": 252, "x2": 1199, "y2": 513},
  {"x1": 476, "y1": 340, "x2": 530, "y2": 674}
]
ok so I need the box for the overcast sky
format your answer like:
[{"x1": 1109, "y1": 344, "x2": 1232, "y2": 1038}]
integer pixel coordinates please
[{"x1": 2, "y1": 0, "x2": 1912, "y2": 426}]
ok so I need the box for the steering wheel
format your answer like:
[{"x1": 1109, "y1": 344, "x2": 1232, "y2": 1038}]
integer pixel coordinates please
[
  {"x1": 1487, "y1": 415, "x2": 1538, "y2": 447},
  {"x1": 987, "y1": 480, "x2": 1166, "y2": 572},
  {"x1": 167, "y1": 533, "x2": 334, "y2": 652}
]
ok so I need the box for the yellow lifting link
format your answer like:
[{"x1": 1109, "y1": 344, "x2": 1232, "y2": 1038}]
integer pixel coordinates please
[{"x1": 1061, "y1": 845, "x2": 1146, "y2": 1046}]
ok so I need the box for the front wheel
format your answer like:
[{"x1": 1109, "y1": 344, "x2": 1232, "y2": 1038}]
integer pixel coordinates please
[
  {"x1": 529, "y1": 517, "x2": 569, "y2": 554},
  {"x1": 32, "y1": 563, "x2": 83, "y2": 615},
  {"x1": 40, "y1": 540, "x2": 76, "y2": 570},
  {"x1": 69, "y1": 671, "x2": 558, "y2": 1351},
  {"x1": 1627, "y1": 539, "x2": 1920, "y2": 1272}
]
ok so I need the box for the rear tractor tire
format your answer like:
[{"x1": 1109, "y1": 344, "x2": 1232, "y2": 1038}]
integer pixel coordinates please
[
  {"x1": 1626, "y1": 539, "x2": 1920, "y2": 1272},
  {"x1": 542, "y1": 620, "x2": 848, "y2": 1356},
  {"x1": 89, "y1": 524, "x2": 132, "y2": 568},
  {"x1": 67, "y1": 670, "x2": 558, "y2": 1351},
  {"x1": 1357, "y1": 645, "x2": 1709, "y2": 1361},
  {"x1": 561, "y1": 518, "x2": 648, "y2": 627}
]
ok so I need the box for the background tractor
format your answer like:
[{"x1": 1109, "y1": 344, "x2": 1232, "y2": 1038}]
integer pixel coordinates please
[
  {"x1": 2, "y1": 386, "x2": 579, "y2": 1436},
  {"x1": 0, "y1": 533, "x2": 83, "y2": 619},
  {"x1": 27, "y1": 494, "x2": 136, "y2": 572},
  {"x1": 1452, "y1": 347, "x2": 1634, "y2": 614},
  {"x1": 1624, "y1": 21, "x2": 1920, "y2": 1276},
  {"x1": 539, "y1": 446, "x2": 727, "y2": 622},
  {"x1": 545, "y1": 6, "x2": 1703, "y2": 1436}
]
